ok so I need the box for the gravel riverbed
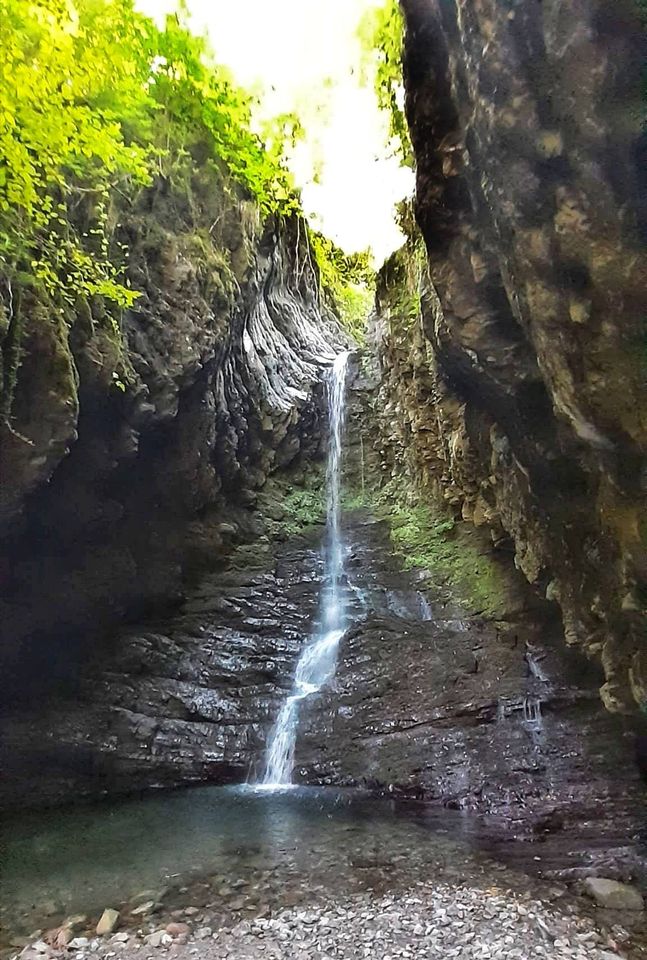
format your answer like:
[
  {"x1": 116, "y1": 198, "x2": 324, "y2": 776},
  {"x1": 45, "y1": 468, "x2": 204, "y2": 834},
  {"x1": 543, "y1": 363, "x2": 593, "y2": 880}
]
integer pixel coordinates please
[
  {"x1": 14, "y1": 870, "x2": 647, "y2": 960},
  {"x1": 5, "y1": 789, "x2": 647, "y2": 960}
]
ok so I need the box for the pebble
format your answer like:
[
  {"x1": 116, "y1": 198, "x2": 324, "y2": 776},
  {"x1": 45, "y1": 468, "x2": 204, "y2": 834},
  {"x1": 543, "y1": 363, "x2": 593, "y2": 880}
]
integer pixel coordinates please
[
  {"x1": 10, "y1": 825, "x2": 646, "y2": 960},
  {"x1": 143, "y1": 931, "x2": 172, "y2": 948},
  {"x1": 130, "y1": 903, "x2": 155, "y2": 918},
  {"x1": 62, "y1": 880, "x2": 642, "y2": 960}
]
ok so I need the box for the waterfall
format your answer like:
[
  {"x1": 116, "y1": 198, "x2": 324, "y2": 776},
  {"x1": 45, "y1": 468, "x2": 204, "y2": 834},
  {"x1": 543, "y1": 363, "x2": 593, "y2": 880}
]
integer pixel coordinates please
[
  {"x1": 523, "y1": 696, "x2": 543, "y2": 728},
  {"x1": 261, "y1": 351, "x2": 351, "y2": 787}
]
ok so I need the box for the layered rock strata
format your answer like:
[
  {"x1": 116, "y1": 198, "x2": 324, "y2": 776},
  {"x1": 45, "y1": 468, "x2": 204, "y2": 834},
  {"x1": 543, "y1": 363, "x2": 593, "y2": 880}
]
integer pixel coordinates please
[
  {"x1": 4, "y1": 509, "x2": 645, "y2": 888},
  {"x1": 0, "y1": 535, "x2": 324, "y2": 811},
  {"x1": 0, "y1": 170, "x2": 343, "y2": 689},
  {"x1": 374, "y1": 0, "x2": 647, "y2": 711}
]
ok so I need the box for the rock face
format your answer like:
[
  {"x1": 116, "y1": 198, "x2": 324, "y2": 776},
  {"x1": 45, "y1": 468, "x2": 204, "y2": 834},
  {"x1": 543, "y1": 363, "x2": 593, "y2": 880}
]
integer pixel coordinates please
[
  {"x1": 0, "y1": 535, "x2": 324, "y2": 810},
  {"x1": 4, "y1": 506, "x2": 646, "y2": 885},
  {"x1": 295, "y1": 513, "x2": 645, "y2": 877},
  {"x1": 0, "y1": 167, "x2": 344, "y2": 691},
  {"x1": 373, "y1": 0, "x2": 647, "y2": 712}
]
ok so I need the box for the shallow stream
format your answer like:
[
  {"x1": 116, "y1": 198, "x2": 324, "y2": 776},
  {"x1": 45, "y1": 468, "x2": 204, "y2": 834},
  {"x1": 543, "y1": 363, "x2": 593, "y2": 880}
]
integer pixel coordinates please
[{"x1": 0, "y1": 785, "x2": 499, "y2": 941}]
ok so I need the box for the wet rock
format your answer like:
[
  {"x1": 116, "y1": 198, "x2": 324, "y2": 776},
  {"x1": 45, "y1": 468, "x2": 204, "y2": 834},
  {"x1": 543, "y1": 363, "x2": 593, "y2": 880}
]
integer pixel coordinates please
[
  {"x1": 296, "y1": 516, "x2": 645, "y2": 872},
  {"x1": 96, "y1": 911, "x2": 120, "y2": 937},
  {"x1": 378, "y1": 0, "x2": 647, "y2": 714},
  {"x1": 130, "y1": 902, "x2": 155, "y2": 917},
  {"x1": 0, "y1": 532, "x2": 324, "y2": 808},
  {"x1": 583, "y1": 878, "x2": 644, "y2": 911}
]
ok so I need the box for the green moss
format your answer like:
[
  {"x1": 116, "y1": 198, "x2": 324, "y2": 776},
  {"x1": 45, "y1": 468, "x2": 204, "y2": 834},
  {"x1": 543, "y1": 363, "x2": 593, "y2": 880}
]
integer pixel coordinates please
[
  {"x1": 341, "y1": 489, "x2": 371, "y2": 511},
  {"x1": 386, "y1": 501, "x2": 510, "y2": 618},
  {"x1": 343, "y1": 478, "x2": 512, "y2": 618},
  {"x1": 279, "y1": 487, "x2": 326, "y2": 536},
  {"x1": 257, "y1": 469, "x2": 327, "y2": 542}
]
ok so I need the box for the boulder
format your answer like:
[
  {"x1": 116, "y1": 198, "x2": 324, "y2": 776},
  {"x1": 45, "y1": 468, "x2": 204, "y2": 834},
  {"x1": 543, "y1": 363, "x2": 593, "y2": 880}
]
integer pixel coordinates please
[{"x1": 583, "y1": 878, "x2": 644, "y2": 911}]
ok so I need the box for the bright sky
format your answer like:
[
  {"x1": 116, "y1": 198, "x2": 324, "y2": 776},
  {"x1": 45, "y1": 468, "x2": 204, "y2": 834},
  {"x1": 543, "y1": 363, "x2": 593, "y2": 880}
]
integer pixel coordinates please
[{"x1": 135, "y1": 0, "x2": 413, "y2": 263}]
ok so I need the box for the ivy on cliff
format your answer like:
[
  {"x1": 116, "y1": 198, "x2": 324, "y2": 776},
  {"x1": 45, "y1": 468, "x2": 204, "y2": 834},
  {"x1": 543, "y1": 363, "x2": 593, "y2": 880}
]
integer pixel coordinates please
[
  {"x1": 0, "y1": 0, "x2": 300, "y2": 421},
  {"x1": 309, "y1": 231, "x2": 374, "y2": 344},
  {"x1": 358, "y1": 0, "x2": 412, "y2": 166}
]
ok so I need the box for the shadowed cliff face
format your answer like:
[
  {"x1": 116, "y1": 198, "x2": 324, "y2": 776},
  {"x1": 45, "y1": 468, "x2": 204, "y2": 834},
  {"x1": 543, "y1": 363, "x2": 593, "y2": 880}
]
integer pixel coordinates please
[
  {"x1": 377, "y1": 0, "x2": 647, "y2": 712},
  {"x1": 0, "y1": 171, "x2": 344, "y2": 682}
]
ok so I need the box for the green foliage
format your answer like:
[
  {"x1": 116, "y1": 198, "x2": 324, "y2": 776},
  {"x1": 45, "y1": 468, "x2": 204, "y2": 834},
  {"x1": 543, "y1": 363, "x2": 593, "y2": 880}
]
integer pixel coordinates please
[
  {"x1": 387, "y1": 500, "x2": 510, "y2": 618},
  {"x1": 0, "y1": 0, "x2": 151, "y2": 309},
  {"x1": 0, "y1": 0, "x2": 303, "y2": 418},
  {"x1": 377, "y1": 215, "x2": 426, "y2": 330},
  {"x1": 335, "y1": 284, "x2": 374, "y2": 345},
  {"x1": 149, "y1": 9, "x2": 299, "y2": 216},
  {"x1": 0, "y1": 0, "x2": 300, "y2": 299},
  {"x1": 309, "y1": 230, "x2": 375, "y2": 343},
  {"x1": 358, "y1": 0, "x2": 412, "y2": 166},
  {"x1": 280, "y1": 487, "x2": 326, "y2": 536}
]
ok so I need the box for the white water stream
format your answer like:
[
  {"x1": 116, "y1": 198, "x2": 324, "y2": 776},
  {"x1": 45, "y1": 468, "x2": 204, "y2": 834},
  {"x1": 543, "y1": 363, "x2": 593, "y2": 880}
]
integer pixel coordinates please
[{"x1": 262, "y1": 351, "x2": 351, "y2": 787}]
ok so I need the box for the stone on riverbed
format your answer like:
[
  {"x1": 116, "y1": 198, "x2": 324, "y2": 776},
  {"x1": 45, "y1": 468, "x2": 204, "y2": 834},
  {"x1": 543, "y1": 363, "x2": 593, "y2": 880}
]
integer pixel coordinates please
[
  {"x1": 68, "y1": 937, "x2": 90, "y2": 949},
  {"x1": 144, "y1": 930, "x2": 172, "y2": 947},
  {"x1": 583, "y1": 877, "x2": 644, "y2": 911},
  {"x1": 96, "y1": 909, "x2": 120, "y2": 936},
  {"x1": 130, "y1": 901, "x2": 155, "y2": 917}
]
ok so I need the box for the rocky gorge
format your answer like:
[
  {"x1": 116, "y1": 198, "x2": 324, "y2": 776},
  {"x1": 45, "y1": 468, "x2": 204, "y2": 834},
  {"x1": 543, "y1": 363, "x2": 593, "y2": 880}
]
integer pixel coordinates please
[
  {"x1": 1, "y1": 1, "x2": 647, "y2": 958},
  {"x1": 374, "y1": 0, "x2": 647, "y2": 714},
  {"x1": 0, "y1": 177, "x2": 345, "y2": 692}
]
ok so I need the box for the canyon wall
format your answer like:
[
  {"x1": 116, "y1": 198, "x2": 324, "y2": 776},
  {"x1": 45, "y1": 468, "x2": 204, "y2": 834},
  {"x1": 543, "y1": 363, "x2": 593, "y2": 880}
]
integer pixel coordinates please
[
  {"x1": 374, "y1": 0, "x2": 647, "y2": 711},
  {"x1": 0, "y1": 167, "x2": 343, "y2": 692}
]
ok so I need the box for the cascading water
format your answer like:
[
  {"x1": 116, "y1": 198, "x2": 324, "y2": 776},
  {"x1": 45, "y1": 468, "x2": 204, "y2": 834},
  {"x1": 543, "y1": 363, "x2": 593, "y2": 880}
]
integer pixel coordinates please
[{"x1": 261, "y1": 351, "x2": 351, "y2": 787}]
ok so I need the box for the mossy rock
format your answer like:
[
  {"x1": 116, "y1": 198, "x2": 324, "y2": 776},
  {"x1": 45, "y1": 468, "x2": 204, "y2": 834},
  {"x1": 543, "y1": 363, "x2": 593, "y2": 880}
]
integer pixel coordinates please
[
  {"x1": 343, "y1": 480, "x2": 522, "y2": 619},
  {"x1": 389, "y1": 507, "x2": 507, "y2": 617}
]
